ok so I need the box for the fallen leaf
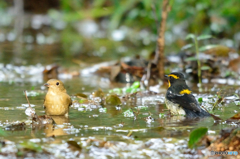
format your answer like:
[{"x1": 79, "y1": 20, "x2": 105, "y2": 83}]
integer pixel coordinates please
[{"x1": 188, "y1": 127, "x2": 208, "y2": 148}]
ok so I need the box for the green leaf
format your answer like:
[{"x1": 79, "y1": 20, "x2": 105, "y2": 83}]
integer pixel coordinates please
[
  {"x1": 201, "y1": 66, "x2": 211, "y2": 70},
  {"x1": 185, "y1": 56, "x2": 198, "y2": 61},
  {"x1": 109, "y1": 81, "x2": 141, "y2": 95},
  {"x1": 93, "y1": 0, "x2": 105, "y2": 7},
  {"x1": 198, "y1": 97, "x2": 203, "y2": 103},
  {"x1": 181, "y1": 44, "x2": 193, "y2": 50},
  {"x1": 130, "y1": 88, "x2": 139, "y2": 93},
  {"x1": 142, "y1": 0, "x2": 152, "y2": 10},
  {"x1": 123, "y1": 109, "x2": 134, "y2": 117},
  {"x1": 105, "y1": 94, "x2": 121, "y2": 105},
  {"x1": 126, "y1": 87, "x2": 139, "y2": 94},
  {"x1": 185, "y1": 34, "x2": 195, "y2": 40},
  {"x1": 188, "y1": 127, "x2": 208, "y2": 148},
  {"x1": 19, "y1": 142, "x2": 42, "y2": 152},
  {"x1": 159, "y1": 113, "x2": 165, "y2": 118},
  {"x1": 109, "y1": 88, "x2": 122, "y2": 95},
  {"x1": 199, "y1": 45, "x2": 217, "y2": 52},
  {"x1": 79, "y1": 98, "x2": 88, "y2": 104},
  {"x1": 130, "y1": 81, "x2": 140, "y2": 89},
  {"x1": 125, "y1": 87, "x2": 132, "y2": 93},
  {"x1": 110, "y1": 1, "x2": 141, "y2": 30},
  {"x1": 197, "y1": 35, "x2": 213, "y2": 40},
  {"x1": 67, "y1": 141, "x2": 82, "y2": 151},
  {"x1": 234, "y1": 93, "x2": 240, "y2": 99}
]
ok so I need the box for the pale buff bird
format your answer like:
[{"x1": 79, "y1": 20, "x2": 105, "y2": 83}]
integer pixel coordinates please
[{"x1": 44, "y1": 79, "x2": 72, "y2": 117}]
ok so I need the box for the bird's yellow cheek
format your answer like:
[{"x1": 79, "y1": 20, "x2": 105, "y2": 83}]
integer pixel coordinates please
[{"x1": 168, "y1": 80, "x2": 171, "y2": 87}]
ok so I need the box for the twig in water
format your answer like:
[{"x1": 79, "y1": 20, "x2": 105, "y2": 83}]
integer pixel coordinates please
[
  {"x1": 127, "y1": 131, "x2": 133, "y2": 137},
  {"x1": 24, "y1": 90, "x2": 32, "y2": 108},
  {"x1": 24, "y1": 90, "x2": 39, "y2": 121}
]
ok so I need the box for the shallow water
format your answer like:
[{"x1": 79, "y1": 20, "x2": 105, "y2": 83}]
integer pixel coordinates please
[
  {"x1": 0, "y1": 32, "x2": 239, "y2": 158},
  {"x1": 1, "y1": 71, "x2": 240, "y2": 158},
  {"x1": 0, "y1": 4, "x2": 239, "y2": 157}
]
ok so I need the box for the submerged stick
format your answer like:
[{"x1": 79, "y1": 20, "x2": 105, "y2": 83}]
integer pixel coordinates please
[
  {"x1": 24, "y1": 90, "x2": 39, "y2": 121},
  {"x1": 24, "y1": 90, "x2": 32, "y2": 108},
  {"x1": 127, "y1": 131, "x2": 133, "y2": 137},
  {"x1": 24, "y1": 90, "x2": 53, "y2": 125}
]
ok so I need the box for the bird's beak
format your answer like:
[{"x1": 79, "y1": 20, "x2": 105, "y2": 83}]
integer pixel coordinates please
[
  {"x1": 44, "y1": 83, "x2": 49, "y2": 87},
  {"x1": 164, "y1": 75, "x2": 171, "y2": 87},
  {"x1": 164, "y1": 75, "x2": 169, "y2": 80}
]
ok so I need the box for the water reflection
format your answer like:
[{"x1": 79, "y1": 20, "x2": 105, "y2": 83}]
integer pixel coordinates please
[{"x1": 44, "y1": 116, "x2": 69, "y2": 137}]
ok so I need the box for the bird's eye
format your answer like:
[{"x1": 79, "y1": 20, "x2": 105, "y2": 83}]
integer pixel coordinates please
[{"x1": 56, "y1": 82, "x2": 59, "y2": 86}]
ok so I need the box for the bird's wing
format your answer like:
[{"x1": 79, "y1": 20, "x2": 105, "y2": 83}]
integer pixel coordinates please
[
  {"x1": 58, "y1": 93, "x2": 72, "y2": 107},
  {"x1": 166, "y1": 91, "x2": 201, "y2": 112}
]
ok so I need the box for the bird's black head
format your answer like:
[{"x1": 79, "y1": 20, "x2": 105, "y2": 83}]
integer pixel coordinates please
[{"x1": 165, "y1": 72, "x2": 186, "y2": 87}]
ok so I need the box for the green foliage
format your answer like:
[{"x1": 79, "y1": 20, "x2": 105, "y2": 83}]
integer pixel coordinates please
[
  {"x1": 43, "y1": 0, "x2": 240, "y2": 58},
  {"x1": 170, "y1": 1, "x2": 240, "y2": 35},
  {"x1": 159, "y1": 113, "x2": 165, "y2": 118},
  {"x1": 110, "y1": 88, "x2": 122, "y2": 95},
  {"x1": 109, "y1": 81, "x2": 141, "y2": 95},
  {"x1": 199, "y1": 44, "x2": 217, "y2": 52},
  {"x1": 123, "y1": 109, "x2": 134, "y2": 117},
  {"x1": 201, "y1": 66, "x2": 211, "y2": 71},
  {"x1": 196, "y1": 35, "x2": 213, "y2": 40},
  {"x1": 105, "y1": 94, "x2": 121, "y2": 106},
  {"x1": 185, "y1": 34, "x2": 202, "y2": 85},
  {"x1": 0, "y1": 1, "x2": 7, "y2": 10},
  {"x1": 79, "y1": 98, "x2": 88, "y2": 104},
  {"x1": 57, "y1": 0, "x2": 240, "y2": 31},
  {"x1": 125, "y1": 81, "x2": 141, "y2": 93},
  {"x1": 58, "y1": 0, "x2": 162, "y2": 31},
  {"x1": 188, "y1": 127, "x2": 208, "y2": 148},
  {"x1": 183, "y1": 33, "x2": 217, "y2": 86},
  {"x1": 198, "y1": 97, "x2": 203, "y2": 103},
  {"x1": 185, "y1": 56, "x2": 197, "y2": 61},
  {"x1": 130, "y1": 81, "x2": 140, "y2": 88},
  {"x1": 18, "y1": 141, "x2": 42, "y2": 153}
]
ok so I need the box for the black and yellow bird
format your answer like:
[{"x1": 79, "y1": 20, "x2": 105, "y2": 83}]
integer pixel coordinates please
[
  {"x1": 165, "y1": 72, "x2": 210, "y2": 118},
  {"x1": 44, "y1": 79, "x2": 72, "y2": 117}
]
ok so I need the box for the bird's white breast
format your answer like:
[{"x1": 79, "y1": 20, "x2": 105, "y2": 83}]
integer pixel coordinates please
[{"x1": 165, "y1": 98, "x2": 186, "y2": 116}]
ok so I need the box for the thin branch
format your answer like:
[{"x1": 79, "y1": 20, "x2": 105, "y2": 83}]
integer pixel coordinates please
[
  {"x1": 154, "y1": 0, "x2": 171, "y2": 79},
  {"x1": 24, "y1": 90, "x2": 32, "y2": 108},
  {"x1": 24, "y1": 90, "x2": 39, "y2": 121}
]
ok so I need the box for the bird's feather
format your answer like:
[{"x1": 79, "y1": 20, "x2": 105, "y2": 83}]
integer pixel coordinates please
[{"x1": 166, "y1": 90, "x2": 201, "y2": 112}]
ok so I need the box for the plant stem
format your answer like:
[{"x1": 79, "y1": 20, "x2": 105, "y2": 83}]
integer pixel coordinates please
[
  {"x1": 154, "y1": 0, "x2": 170, "y2": 80},
  {"x1": 193, "y1": 35, "x2": 202, "y2": 87}
]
